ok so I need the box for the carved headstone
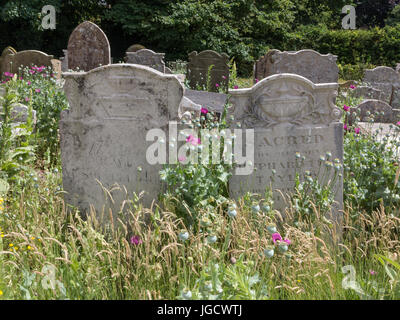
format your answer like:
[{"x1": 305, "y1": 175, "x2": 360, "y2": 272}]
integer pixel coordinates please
[
  {"x1": 363, "y1": 66, "x2": 400, "y2": 104},
  {"x1": 60, "y1": 64, "x2": 183, "y2": 217},
  {"x1": 347, "y1": 99, "x2": 400, "y2": 125},
  {"x1": 2, "y1": 50, "x2": 54, "y2": 76},
  {"x1": 254, "y1": 49, "x2": 339, "y2": 84},
  {"x1": 125, "y1": 49, "x2": 165, "y2": 73},
  {"x1": 187, "y1": 50, "x2": 229, "y2": 92},
  {"x1": 67, "y1": 21, "x2": 111, "y2": 71},
  {"x1": 229, "y1": 74, "x2": 343, "y2": 221}
]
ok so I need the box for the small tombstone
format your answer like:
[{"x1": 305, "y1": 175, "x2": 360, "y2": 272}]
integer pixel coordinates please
[
  {"x1": 363, "y1": 66, "x2": 400, "y2": 104},
  {"x1": 184, "y1": 89, "x2": 228, "y2": 114},
  {"x1": 126, "y1": 44, "x2": 146, "y2": 53},
  {"x1": 254, "y1": 49, "x2": 339, "y2": 84},
  {"x1": 67, "y1": 21, "x2": 111, "y2": 72},
  {"x1": 347, "y1": 99, "x2": 400, "y2": 125},
  {"x1": 0, "y1": 103, "x2": 37, "y2": 129},
  {"x1": 0, "y1": 46, "x2": 17, "y2": 78},
  {"x1": 2, "y1": 50, "x2": 54, "y2": 76},
  {"x1": 187, "y1": 50, "x2": 229, "y2": 92},
  {"x1": 125, "y1": 49, "x2": 165, "y2": 73},
  {"x1": 228, "y1": 74, "x2": 343, "y2": 222},
  {"x1": 60, "y1": 64, "x2": 183, "y2": 217},
  {"x1": 351, "y1": 85, "x2": 385, "y2": 101}
]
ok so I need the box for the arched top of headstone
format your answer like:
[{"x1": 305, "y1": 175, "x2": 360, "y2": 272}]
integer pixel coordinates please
[
  {"x1": 3, "y1": 50, "x2": 54, "y2": 74},
  {"x1": 126, "y1": 44, "x2": 146, "y2": 53},
  {"x1": 229, "y1": 73, "x2": 340, "y2": 127},
  {"x1": 1, "y1": 46, "x2": 17, "y2": 57},
  {"x1": 67, "y1": 21, "x2": 111, "y2": 71},
  {"x1": 188, "y1": 50, "x2": 229, "y2": 62},
  {"x1": 349, "y1": 99, "x2": 396, "y2": 124},
  {"x1": 363, "y1": 66, "x2": 400, "y2": 83}
]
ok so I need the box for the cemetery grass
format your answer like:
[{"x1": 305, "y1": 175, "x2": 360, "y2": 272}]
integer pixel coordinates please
[{"x1": 1, "y1": 70, "x2": 400, "y2": 300}]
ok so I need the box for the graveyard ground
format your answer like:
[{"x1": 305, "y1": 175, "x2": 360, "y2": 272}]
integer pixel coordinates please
[{"x1": 1, "y1": 66, "x2": 400, "y2": 300}]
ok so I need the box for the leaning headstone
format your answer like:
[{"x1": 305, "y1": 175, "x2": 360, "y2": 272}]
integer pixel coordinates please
[
  {"x1": 125, "y1": 49, "x2": 165, "y2": 73},
  {"x1": 126, "y1": 44, "x2": 146, "y2": 53},
  {"x1": 351, "y1": 86, "x2": 385, "y2": 101},
  {"x1": 60, "y1": 64, "x2": 183, "y2": 217},
  {"x1": 187, "y1": 50, "x2": 229, "y2": 92},
  {"x1": 228, "y1": 74, "x2": 343, "y2": 222},
  {"x1": 347, "y1": 99, "x2": 400, "y2": 125},
  {"x1": 2, "y1": 50, "x2": 54, "y2": 76},
  {"x1": 363, "y1": 66, "x2": 400, "y2": 104},
  {"x1": 254, "y1": 49, "x2": 339, "y2": 84},
  {"x1": 0, "y1": 46, "x2": 17, "y2": 78},
  {"x1": 184, "y1": 89, "x2": 228, "y2": 114},
  {"x1": 67, "y1": 21, "x2": 111, "y2": 72}
]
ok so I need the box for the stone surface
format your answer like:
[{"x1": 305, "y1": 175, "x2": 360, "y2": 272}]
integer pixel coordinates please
[
  {"x1": 60, "y1": 64, "x2": 183, "y2": 217},
  {"x1": 254, "y1": 49, "x2": 339, "y2": 84},
  {"x1": 0, "y1": 46, "x2": 17, "y2": 78},
  {"x1": 0, "y1": 103, "x2": 37, "y2": 127},
  {"x1": 125, "y1": 49, "x2": 165, "y2": 73},
  {"x1": 184, "y1": 89, "x2": 228, "y2": 114},
  {"x1": 60, "y1": 49, "x2": 68, "y2": 72},
  {"x1": 347, "y1": 99, "x2": 400, "y2": 125},
  {"x1": 351, "y1": 85, "x2": 385, "y2": 101},
  {"x1": 126, "y1": 44, "x2": 146, "y2": 53},
  {"x1": 67, "y1": 21, "x2": 111, "y2": 72},
  {"x1": 2, "y1": 50, "x2": 54, "y2": 76},
  {"x1": 363, "y1": 66, "x2": 400, "y2": 104},
  {"x1": 187, "y1": 50, "x2": 229, "y2": 92},
  {"x1": 228, "y1": 74, "x2": 343, "y2": 221}
]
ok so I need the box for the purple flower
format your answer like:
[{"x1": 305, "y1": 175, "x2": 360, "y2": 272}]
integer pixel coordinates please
[
  {"x1": 25, "y1": 97, "x2": 30, "y2": 102},
  {"x1": 27, "y1": 81, "x2": 31, "y2": 86},
  {"x1": 369, "y1": 270, "x2": 377, "y2": 275},
  {"x1": 350, "y1": 85, "x2": 356, "y2": 89},
  {"x1": 130, "y1": 235, "x2": 142, "y2": 245},
  {"x1": 272, "y1": 233, "x2": 282, "y2": 243},
  {"x1": 354, "y1": 127, "x2": 361, "y2": 134},
  {"x1": 343, "y1": 105, "x2": 350, "y2": 112},
  {"x1": 344, "y1": 124, "x2": 348, "y2": 131},
  {"x1": 35, "y1": 89, "x2": 41, "y2": 93},
  {"x1": 234, "y1": 85, "x2": 239, "y2": 89},
  {"x1": 215, "y1": 83, "x2": 220, "y2": 88},
  {"x1": 178, "y1": 156, "x2": 186, "y2": 162},
  {"x1": 201, "y1": 107, "x2": 209, "y2": 115}
]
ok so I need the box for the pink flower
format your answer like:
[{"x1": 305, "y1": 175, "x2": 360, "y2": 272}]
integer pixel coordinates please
[
  {"x1": 215, "y1": 83, "x2": 220, "y2": 88},
  {"x1": 283, "y1": 239, "x2": 291, "y2": 245},
  {"x1": 201, "y1": 107, "x2": 209, "y2": 115},
  {"x1": 186, "y1": 135, "x2": 201, "y2": 146},
  {"x1": 344, "y1": 124, "x2": 348, "y2": 131},
  {"x1": 234, "y1": 85, "x2": 239, "y2": 89},
  {"x1": 27, "y1": 81, "x2": 31, "y2": 86},
  {"x1": 255, "y1": 79, "x2": 259, "y2": 83},
  {"x1": 19, "y1": 77, "x2": 23, "y2": 80},
  {"x1": 397, "y1": 121, "x2": 400, "y2": 126},
  {"x1": 130, "y1": 235, "x2": 142, "y2": 245},
  {"x1": 178, "y1": 156, "x2": 186, "y2": 162},
  {"x1": 369, "y1": 270, "x2": 377, "y2": 275},
  {"x1": 350, "y1": 85, "x2": 356, "y2": 89},
  {"x1": 355, "y1": 127, "x2": 361, "y2": 134},
  {"x1": 4, "y1": 72, "x2": 14, "y2": 78},
  {"x1": 272, "y1": 232, "x2": 282, "y2": 243},
  {"x1": 35, "y1": 89, "x2": 41, "y2": 93},
  {"x1": 343, "y1": 105, "x2": 350, "y2": 112},
  {"x1": 25, "y1": 97, "x2": 30, "y2": 102},
  {"x1": 222, "y1": 75, "x2": 226, "y2": 80}
]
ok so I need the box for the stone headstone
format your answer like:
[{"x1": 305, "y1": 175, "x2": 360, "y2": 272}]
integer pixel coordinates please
[
  {"x1": 351, "y1": 86, "x2": 385, "y2": 101},
  {"x1": 363, "y1": 66, "x2": 400, "y2": 104},
  {"x1": 347, "y1": 99, "x2": 400, "y2": 125},
  {"x1": 184, "y1": 89, "x2": 228, "y2": 114},
  {"x1": 187, "y1": 50, "x2": 229, "y2": 92},
  {"x1": 0, "y1": 103, "x2": 37, "y2": 128},
  {"x1": 126, "y1": 44, "x2": 146, "y2": 53},
  {"x1": 125, "y1": 49, "x2": 165, "y2": 73},
  {"x1": 228, "y1": 74, "x2": 343, "y2": 221},
  {"x1": 60, "y1": 49, "x2": 68, "y2": 72},
  {"x1": 254, "y1": 49, "x2": 339, "y2": 84},
  {"x1": 0, "y1": 46, "x2": 17, "y2": 78},
  {"x1": 60, "y1": 64, "x2": 183, "y2": 217},
  {"x1": 67, "y1": 21, "x2": 111, "y2": 72},
  {"x1": 2, "y1": 50, "x2": 54, "y2": 76}
]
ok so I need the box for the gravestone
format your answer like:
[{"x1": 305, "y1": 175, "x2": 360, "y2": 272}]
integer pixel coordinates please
[
  {"x1": 60, "y1": 49, "x2": 68, "y2": 72},
  {"x1": 126, "y1": 44, "x2": 146, "y2": 53},
  {"x1": 0, "y1": 103, "x2": 37, "y2": 131},
  {"x1": 228, "y1": 74, "x2": 343, "y2": 222},
  {"x1": 67, "y1": 21, "x2": 111, "y2": 71},
  {"x1": 125, "y1": 49, "x2": 165, "y2": 73},
  {"x1": 363, "y1": 66, "x2": 400, "y2": 104},
  {"x1": 254, "y1": 49, "x2": 339, "y2": 84},
  {"x1": 0, "y1": 46, "x2": 17, "y2": 78},
  {"x1": 351, "y1": 86, "x2": 385, "y2": 101},
  {"x1": 2, "y1": 50, "x2": 54, "y2": 76},
  {"x1": 187, "y1": 50, "x2": 229, "y2": 92},
  {"x1": 184, "y1": 89, "x2": 228, "y2": 114},
  {"x1": 347, "y1": 100, "x2": 400, "y2": 125},
  {"x1": 60, "y1": 64, "x2": 183, "y2": 217}
]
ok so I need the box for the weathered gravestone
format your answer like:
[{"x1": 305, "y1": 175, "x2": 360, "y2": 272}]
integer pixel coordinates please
[
  {"x1": 187, "y1": 50, "x2": 229, "y2": 92},
  {"x1": 254, "y1": 49, "x2": 339, "y2": 84},
  {"x1": 184, "y1": 89, "x2": 228, "y2": 114},
  {"x1": 351, "y1": 85, "x2": 385, "y2": 101},
  {"x1": 228, "y1": 74, "x2": 343, "y2": 221},
  {"x1": 125, "y1": 49, "x2": 166, "y2": 73},
  {"x1": 347, "y1": 99, "x2": 400, "y2": 126},
  {"x1": 0, "y1": 47, "x2": 17, "y2": 78},
  {"x1": 126, "y1": 44, "x2": 146, "y2": 53},
  {"x1": 1, "y1": 50, "x2": 56, "y2": 76},
  {"x1": 60, "y1": 64, "x2": 183, "y2": 217},
  {"x1": 363, "y1": 66, "x2": 400, "y2": 105},
  {"x1": 67, "y1": 21, "x2": 111, "y2": 72}
]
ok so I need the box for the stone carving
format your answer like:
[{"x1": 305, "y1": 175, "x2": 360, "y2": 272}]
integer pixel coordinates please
[
  {"x1": 67, "y1": 21, "x2": 111, "y2": 71},
  {"x1": 187, "y1": 50, "x2": 229, "y2": 92},
  {"x1": 60, "y1": 64, "x2": 183, "y2": 217},
  {"x1": 228, "y1": 74, "x2": 343, "y2": 221},
  {"x1": 125, "y1": 49, "x2": 165, "y2": 73},
  {"x1": 254, "y1": 49, "x2": 339, "y2": 84}
]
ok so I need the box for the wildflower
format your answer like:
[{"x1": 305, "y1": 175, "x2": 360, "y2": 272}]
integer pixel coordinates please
[
  {"x1": 0, "y1": 290, "x2": 3, "y2": 296},
  {"x1": 355, "y1": 127, "x2": 361, "y2": 134},
  {"x1": 215, "y1": 83, "x2": 220, "y2": 88},
  {"x1": 369, "y1": 270, "x2": 377, "y2": 275},
  {"x1": 130, "y1": 235, "x2": 142, "y2": 245},
  {"x1": 272, "y1": 233, "x2": 282, "y2": 243},
  {"x1": 255, "y1": 78, "x2": 259, "y2": 83},
  {"x1": 343, "y1": 105, "x2": 350, "y2": 112},
  {"x1": 201, "y1": 107, "x2": 209, "y2": 115},
  {"x1": 397, "y1": 121, "x2": 400, "y2": 126},
  {"x1": 35, "y1": 89, "x2": 41, "y2": 93},
  {"x1": 344, "y1": 124, "x2": 348, "y2": 131},
  {"x1": 350, "y1": 85, "x2": 356, "y2": 89},
  {"x1": 178, "y1": 156, "x2": 186, "y2": 163},
  {"x1": 222, "y1": 75, "x2": 226, "y2": 80},
  {"x1": 234, "y1": 85, "x2": 239, "y2": 89}
]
